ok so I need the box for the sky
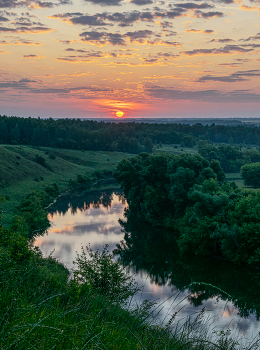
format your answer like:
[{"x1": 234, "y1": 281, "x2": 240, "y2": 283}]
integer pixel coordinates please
[{"x1": 0, "y1": 0, "x2": 260, "y2": 119}]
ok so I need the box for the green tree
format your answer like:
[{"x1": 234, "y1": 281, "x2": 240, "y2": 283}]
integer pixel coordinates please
[{"x1": 241, "y1": 163, "x2": 260, "y2": 188}]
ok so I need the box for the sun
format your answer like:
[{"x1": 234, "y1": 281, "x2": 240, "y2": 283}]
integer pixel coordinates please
[{"x1": 116, "y1": 111, "x2": 124, "y2": 118}]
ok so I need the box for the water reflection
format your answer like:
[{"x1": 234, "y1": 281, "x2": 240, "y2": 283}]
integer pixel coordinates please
[
  {"x1": 34, "y1": 190, "x2": 125, "y2": 267},
  {"x1": 34, "y1": 189, "x2": 260, "y2": 340}
]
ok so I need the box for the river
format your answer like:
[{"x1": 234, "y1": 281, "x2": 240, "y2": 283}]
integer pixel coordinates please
[{"x1": 34, "y1": 189, "x2": 260, "y2": 343}]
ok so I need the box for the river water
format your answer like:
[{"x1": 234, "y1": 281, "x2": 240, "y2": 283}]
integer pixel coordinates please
[{"x1": 34, "y1": 189, "x2": 260, "y2": 343}]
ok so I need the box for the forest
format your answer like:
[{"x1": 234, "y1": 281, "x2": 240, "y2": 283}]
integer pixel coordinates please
[{"x1": 1, "y1": 115, "x2": 260, "y2": 154}]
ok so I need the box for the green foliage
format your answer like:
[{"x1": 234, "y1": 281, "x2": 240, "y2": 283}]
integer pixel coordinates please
[
  {"x1": 73, "y1": 244, "x2": 139, "y2": 303},
  {"x1": 35, "y1": 154, "x2": 47, "y2": 167},
  {"x1": 69, "y1": 173, "x2": 95, "y2": 189},
  {"x1": 114, "y1": 153, "x2": 225, "y2": 226},
  {"x1": 116, "y1": 152, "x2": 260, "y2": 267},
  {"x1": 198, "y1": 143, "x2": 260, "y2": 173},
  {"x1": 11, "y1": 189, "x2": 52, "y2": 238},
  {"x1": 44, "y1": 182, "x2": 59, "y2": 196},
  {"x1": 240, "y1": 162, "x2": 260, "y2": 188},
  {"x1": 2, "y1": 115, "x2": 260, "y2": 157}
]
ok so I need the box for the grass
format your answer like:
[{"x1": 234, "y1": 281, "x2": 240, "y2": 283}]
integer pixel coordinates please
[
  {"x1": 225, "y1": 173, "x2": 245, "y2": 188},
  {"x1": 0, "y1": 145, "x2": 133, "y2": 225},
  {"x1": 154, "y1": 144, "x2": 197, "y2": 155},
  {"x1": 0, "y1": 239, "x2": 254, "y2": 350}
]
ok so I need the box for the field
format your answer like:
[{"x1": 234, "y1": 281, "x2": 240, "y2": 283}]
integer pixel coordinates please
[{"x1": 0, "y1": 145, "x2": 133, "y2": 225}]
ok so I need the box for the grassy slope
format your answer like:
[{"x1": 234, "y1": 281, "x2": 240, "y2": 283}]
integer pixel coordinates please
[{"x1": 0, "y1": 145, "x2": 133, "y2": 225}]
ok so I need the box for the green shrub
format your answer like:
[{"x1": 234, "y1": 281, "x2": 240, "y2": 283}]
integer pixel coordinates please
[
  {"x1": 35, "y1": 154, "x2": 46, "y2": 167},
  {"x1": 73, "y1": 244, "x2": 139, "y2": 304}
]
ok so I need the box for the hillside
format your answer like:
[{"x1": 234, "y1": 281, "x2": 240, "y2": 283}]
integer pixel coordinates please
[{"x1": 0, "y1": 145, "x2": 133, "y2": 225}]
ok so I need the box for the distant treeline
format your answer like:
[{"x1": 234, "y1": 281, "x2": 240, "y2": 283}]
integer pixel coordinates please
[{"x1": 1, "y1": 116, "x2": 260, "y2": 154}]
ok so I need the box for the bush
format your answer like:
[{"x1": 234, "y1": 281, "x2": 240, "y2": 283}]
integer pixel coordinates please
[
  {"x1": 44, "y1": 183, "x2": 59, "y2": 196},
  {"x1": 35, "y1": 154, "x2": 46, "y2": 167},
  {"x1": 49, "y1": 153, "x2": 56, "y2": 160},
  {"x1": 73, "y1": 244, "x2": 139, "y2": 304}
]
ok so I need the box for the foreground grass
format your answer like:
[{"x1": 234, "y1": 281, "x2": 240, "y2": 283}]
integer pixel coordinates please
[
  {"x1": 0, "y1": 145, "x2": 133, "y2": 225},
  {"x1": 0, "y1": 236, "x2": 252, "y2": 350}
]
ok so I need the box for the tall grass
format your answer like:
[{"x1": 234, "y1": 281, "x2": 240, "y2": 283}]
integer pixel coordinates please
[{"x1": 1, "y1": 240, "x2": 259, "y2": 349}]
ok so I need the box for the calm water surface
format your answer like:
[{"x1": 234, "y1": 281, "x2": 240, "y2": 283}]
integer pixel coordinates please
[{"x1": 34, "y1": 189, "x2": 260, "y2": 342}]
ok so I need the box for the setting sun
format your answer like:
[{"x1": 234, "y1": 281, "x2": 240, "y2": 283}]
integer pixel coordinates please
[{"x1": 116, "y1": 111, "x2": 124, "y2": 118}]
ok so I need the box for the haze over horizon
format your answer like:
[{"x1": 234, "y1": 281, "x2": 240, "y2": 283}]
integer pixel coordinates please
[{"x1": 0, "y1": 0, "x2": 260, "y2": 119}]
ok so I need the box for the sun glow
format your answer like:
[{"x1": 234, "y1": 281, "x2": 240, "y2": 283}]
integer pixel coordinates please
[{"x1": 116, "y1": 111, "x2": 124, "y2": 118}]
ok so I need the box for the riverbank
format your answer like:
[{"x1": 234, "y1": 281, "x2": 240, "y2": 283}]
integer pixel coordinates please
[{"x1": 0, "y1": 210, "x2": 253, "y2": 350}]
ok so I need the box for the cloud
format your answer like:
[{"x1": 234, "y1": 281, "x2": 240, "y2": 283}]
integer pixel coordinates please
[
  {"x1": 175, "y1": 2, "x2": 214, "y2": 9},
  {"x1": 139, "y1": 51, "x2": 178, "y2": 64},
  {"x1": 79, "y1": 29, "x2": 157, "y2": 46},
  {"x1": 0, "y1": 0, "x2": 71, "y2": 8},
  {"x1": 56, "y1": 48, "x2": 112, "y2": 62},
  {"x1": 0, "y1": 15, "x2": 8, "y2": 20},
  {"x1": 64, "y1": 48, "x2": 102, "y2": 54},
  {"x1": 51, "y1": 6, "x2": 224, "y2": 30},
  {"x1": 65, "y1": 11, "x2": 155, "y2": 27},
  {"x1": 198, "y1": 70, "x2": 260, "y2": 82},
  {"x1": 240, "y1": 4, "x2": 260, "y2": 11},
  {"x1": 154, "y1": 8, "x2": 187, "y2": 18},
  {"x1": 29, "y1": 1, "x2": 55, "y2": 8},
  {"x1": 0, "y1": 0, "x2": 22, "y2": 8},
  {"x1": 209, "y1": 38, "x2": 234, "y2": 43},
  {"x1": 70, "y1": 14, "x2": 110, "y2": 26},
  {"x1": 48, "y1": 12, "x2": 83, "y2": 19},
  {"x1": 145, "y1": 85, "x2": 260, "y2": 103},
  {"x1": 0, "y1": 78, "x2": 113, "y2": 97},
  {"x1": 195, "y1": 10, "x2": 224, "y2": 18},
  {"x1": 130, "y1": 0, "x2": 153, "y2": 5},
  {"x1": 217, "y1": 0, "x2": 235, "y2": 4},
  {"x1": 0, "y1": 25, "x2": 54, "y2": 33},
  {"x1": 57, "y1": 40, "x2": 77, "y2": 44},
  {"x1": 182, "y1": 44, "x2": 255, "y2": 56},
  {"x1": 56, "y1": 49, "x2": 135, "y2": 62},
  {"x1": 125, "y1": 29, "x2": 153, "y2": 43},
  {"x1": 159, "y1": 20, "x2": 173, "y2": 28},
  {"x1": 23, "y1": 54, "x2": 45, "y2": 58},
  {"x1": 82, "y1": 0, "x2": 123, "y2": 6},
  {"x1": 186, "y1": 28, "x2": 215, "y2": 34},
  {"x1": 80, "y1": 31, "x2": 126, "y2": 45},
  {"x1": 217, "y1": 62, "x2": 242, "y2": 67},
  {"x1": 242, "y1": 33, "x2": 260, "y2": 42},
  {"x1": 0, "y1": 77, "x2": 38, "y2": 89},
  {"x1": 0, "y1": 37, "x2": 42, "y2": 45}
]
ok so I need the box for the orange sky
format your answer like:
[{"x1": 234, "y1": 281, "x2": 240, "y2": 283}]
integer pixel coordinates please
[{"x1": 0, "y1": 0, "x2": 260, "y2": 118}]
